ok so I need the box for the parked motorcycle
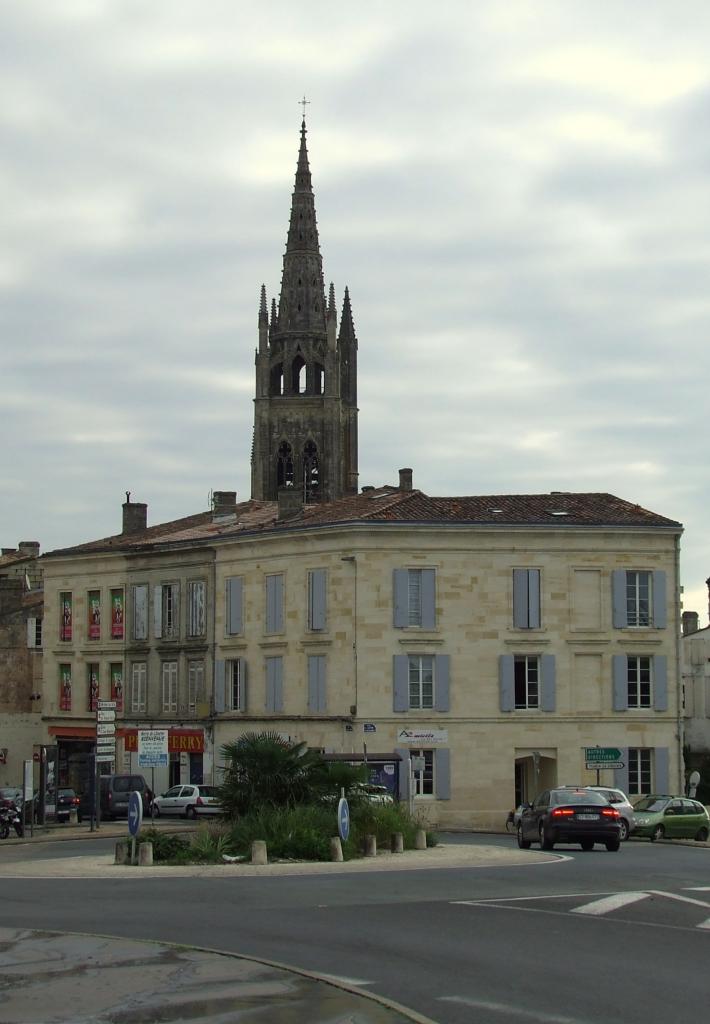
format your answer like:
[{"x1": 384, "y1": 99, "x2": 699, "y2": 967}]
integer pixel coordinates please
[{"x1": 0, "y1": 802, "x2": 23, "y2": 839}]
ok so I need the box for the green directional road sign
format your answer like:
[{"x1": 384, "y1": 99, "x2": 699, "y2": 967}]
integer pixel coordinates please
[{"x1": 584, "y1": 747, "x2": 622, "y2": 761}]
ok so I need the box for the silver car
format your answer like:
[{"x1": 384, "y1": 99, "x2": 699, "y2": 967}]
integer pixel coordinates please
[
  {"x1": 152, "y1": 784, "x2": 222, "y2": 819},
  {"x1": 582, "y1": 786, "x2": 636, "y2": 841}
]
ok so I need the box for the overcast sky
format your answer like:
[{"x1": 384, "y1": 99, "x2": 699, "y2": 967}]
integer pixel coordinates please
[{"x1": 2, "y1": 1, "x2": 710, "y2": 616}]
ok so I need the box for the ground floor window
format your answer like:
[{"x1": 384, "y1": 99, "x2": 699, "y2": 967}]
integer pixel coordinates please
[
  {"x1": 628, "y1": 748, "x2": 652, "y2": 794},
  {"x1": 412, "y1": 749, "x2": 434, "y2": 797}
]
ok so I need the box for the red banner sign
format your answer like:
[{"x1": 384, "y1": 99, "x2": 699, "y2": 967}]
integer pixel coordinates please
[
  {"x1": 110, "y1": 664, "x2": 124, "y2": 712},
  {"x1": 88, "y1": 592, "x2": 100, "y2": 640},
  {"x1": 59, "y1": 666, "x2": 72, "y2": 711},
  {"x1": 60, "y1": 594, "x2": 72, "y2": 642},
  {"x1": 111, "y1": 589, "x2": 124, "y2": 640}
]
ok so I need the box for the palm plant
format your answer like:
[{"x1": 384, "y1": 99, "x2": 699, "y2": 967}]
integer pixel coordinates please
[{"x1": 218, "y1": 731, "x2": 325, "y2": 817}]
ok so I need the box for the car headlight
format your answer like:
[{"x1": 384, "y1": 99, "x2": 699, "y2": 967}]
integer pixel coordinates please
[{"x1": 637, "y1": 817, "x2": 649, "y2": 825}]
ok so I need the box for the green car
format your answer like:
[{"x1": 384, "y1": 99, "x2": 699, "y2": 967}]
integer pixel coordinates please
[{"x1": 632, "y1": 795, "x2": 709, "y2": 842}]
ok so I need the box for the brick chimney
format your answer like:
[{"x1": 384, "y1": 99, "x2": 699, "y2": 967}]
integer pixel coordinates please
[
  {"x1": 122, "y1": 496, "x2": 147, "y2": 535},
  {"x1": 682, "y1": 611, "x2": 700, "y2": 636},
  {"x1": 18, "y1": 541, "x2": 40, "y2": 558},
  {"x1": 277, "y1": 486, "x2": 303, "y2": 521},
  {"x1": 399, "y1": 467, "x2": 413, "y2": 491},
  {"x1": 212, "y1": 491, "x2": 237, "y2": 520}
]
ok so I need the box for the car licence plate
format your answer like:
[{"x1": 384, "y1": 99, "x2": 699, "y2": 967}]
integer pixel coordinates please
[{"x1": 577, "y1": 813, "x2": 599, "y2": 820}]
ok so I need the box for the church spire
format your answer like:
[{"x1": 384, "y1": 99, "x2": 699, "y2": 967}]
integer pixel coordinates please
[{"x1": 276, "y1": 119, "x2": 327, "y2": 335}]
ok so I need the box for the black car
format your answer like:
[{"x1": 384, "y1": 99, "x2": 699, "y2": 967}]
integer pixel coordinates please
[
  {"x1": 517, "y1": 787, "x2": 622, "y2": 852},
  {"x1": 56, "y1": 788, "x2": 81, "y2": 823}
]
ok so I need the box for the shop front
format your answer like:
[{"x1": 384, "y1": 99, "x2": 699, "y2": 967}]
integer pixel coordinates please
[{"x1": 121, "y1": 728, "x2": 210, "y2": 795}]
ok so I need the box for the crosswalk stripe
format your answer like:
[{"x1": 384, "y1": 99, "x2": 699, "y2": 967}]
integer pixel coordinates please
[{"x1": 571, "y1": 892, "x2": 648, "y2": 915}]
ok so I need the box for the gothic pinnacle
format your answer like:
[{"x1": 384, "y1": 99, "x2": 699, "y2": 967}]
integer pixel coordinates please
[{"x1": 259, "y1": 284, "x2": 268, "y2": 325}]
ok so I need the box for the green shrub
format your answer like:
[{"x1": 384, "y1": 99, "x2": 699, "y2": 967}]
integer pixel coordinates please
[
  {"x1": 141, "y1": 827, "x2": 191, "y2": 863},
  {"x1": 190, "y1": 822, "x2": 232, "y2": 863},
  {"x1": 226, "y1": 804, "x2": 353, "y2": 861}
]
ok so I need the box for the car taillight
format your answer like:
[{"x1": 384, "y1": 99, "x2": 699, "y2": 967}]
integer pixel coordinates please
[
  {"x1": 73, "y1": 797, "x2": 79, "y2": 805},
  {"x1": 602, "y1": 808, "x2": 620, "y2": 818},
  {"x1": 196, "y1": 796, "x2": 203, "y2": 806},
  {"x1": 551, "y1": 808, "x2": 575, "y2": 817}
]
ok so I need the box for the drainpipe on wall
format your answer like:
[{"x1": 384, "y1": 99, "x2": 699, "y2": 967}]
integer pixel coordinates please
[{"x1": 675, "y1": 533, "x2": 684, "y2": 793}]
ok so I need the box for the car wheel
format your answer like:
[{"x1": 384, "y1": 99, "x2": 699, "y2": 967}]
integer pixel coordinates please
[
  {"x1": 618, "y1": 820, "x2": 629, "y2": 842},
  {"x1": 694, "y1": 827, "x2": 708, "y2": 842},
  {"x1": 517, "y1": 824, "x2": 531, "y2": 850},
  {"x1": 650, "y1": 824, "x2": 665, "y2": 842},
  {"x1": 605, "y1": 839, "x2": 620, "y2": 852},
  {"x1": 539, "y1": 823, "x2": 554, "y2": 851},
  {"x1": 580, "y1": 839, "x2": 594, "y2": 851},
  {"x1": 186, "y1": 806, "x2": 197, "y2": 820},
  {"x1": 153, "y1": 805, "x2": 161, "y2": 819}
]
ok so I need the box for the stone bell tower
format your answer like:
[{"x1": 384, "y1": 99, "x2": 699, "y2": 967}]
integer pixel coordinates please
[{"x1": 250, "y1": 119, "x2": 358, "y2": 503}]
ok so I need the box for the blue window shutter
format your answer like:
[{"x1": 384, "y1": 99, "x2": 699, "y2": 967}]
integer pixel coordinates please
[
  {"x1": 653, "y1": 655, "x2": 668, "y2": 711},
  {"x1": 421, "y1": 569, "x2": 436, "y2": 629},
  {"x1": 266, "y1": 656, "x2": 283, "y2": 712},
  {"x1": 614, "y1": 753, "x2": 629, "y2": 795},
  {"x1": 435, "y1": 748, "x2": 451, "y2": 800},
  {"x1": 612, "y1": 655, "x2": 628, "y2": 710},
  {"x1": 227, "y1": 577, "x2": 243, "y2": 635},
  {"x1": 265, "y1": 658, "x2": 274, "y2": 710},
  {"x1": 540, "y1": 654, "x2": 556, "y2": 712},
  {"x1": 393, "y1": 569, "x2": 408, "y2": 627},
  {"x1": 434, "y1": 654, "x2": 450, "y2": 712},
  {"x1": 214, "y1": 660, "x2": 225, "y2": 713},
  {"x1": 528, "y1": 569, "x2": 541, "y2": 629},
  {"x1": 612, "y1": 570, "x2": 626, "y2": 628},
  {"x1": 393, "y1": 655, "x2": 409, "y2": 712},
  {"x1": 273, "y1": 657, "x2": 283, "y2": 711},
  {"x1": 653, "y1": 571, "x2": 667, "y2": 629},
  {"x1": 308, "y1": 655, "x2": 326, "y2": 712},
  {"x1": 153, "y1": 585, "x2": 162, "y2": 638},
  {"x1": 238, "y1": 657, "x2": 248, "y2": 711},
  {"x1": 266, "y1": 575, "x2": 284, "y2": 633},
  {"x1": 513, "y1": 569, "x2": 528, "y2": 628},
  {"x1": 309, "y1": 570, "x2": 327, "y2": 631},
  {"x1": 654, "y1": 747, "x2": 670, "y2": 794},
  {"x1": 395, "y1": 748, "x2": 410, "y2": 801},
  {"x1": 499, "y1": 655, "x2": 514, "y2": 712}
]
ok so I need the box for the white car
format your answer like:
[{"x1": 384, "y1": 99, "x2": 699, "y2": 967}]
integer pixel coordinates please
[{"x1": 152, "y1": 784, "x2": 222, "y2": 819}]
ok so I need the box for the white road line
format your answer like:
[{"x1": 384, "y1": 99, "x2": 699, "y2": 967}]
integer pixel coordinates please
[
  {"x1": 317, "y1": 972, "x2": 373, "y2": 986},
  {"x1": 439, "y1": 995, "x2": 587, "y2": 1022},
  {"x1": 452, "y1": 891, "x2": 617, "y2": 906},
  {"x1": 697, "y1": 919, "x2": 710, "y2": 930},
  {"x1": 571, "y1": 892, "x2": 648, "y2": 916},
  {"x1": 647, "y1": 890, "x2": 710, "y2": 909}
]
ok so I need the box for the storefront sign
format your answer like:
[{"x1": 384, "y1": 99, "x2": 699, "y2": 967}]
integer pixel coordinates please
[
  {"x1": 137, "y1": 729, "x2": 169, "y2": 768},
  {"x1": 397, "y1": 728, "x2": 448, "y2": 745},
  {"x1": 123, "y1": 729, "x2": 205, "y2": 753}
]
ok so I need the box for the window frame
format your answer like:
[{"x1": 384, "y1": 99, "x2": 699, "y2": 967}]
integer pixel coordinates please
[
  {"x1": 187, "y1": 580, "x2": 206, "y2": 638},
  {"x1": 412, "y1": 749, "x2": 435, "y2": 798},
  {"x1": 161, "y1": 660, "x2": 178, "y2": 713},
  {"x1": 188, "y1": 659, "x2": 204, "y2": 713},
  {"x1": 626, "y1": 570, "x2": 652, "y2": 628},
  {"x1": 408, "y1": 654, "x2": 434, "y2": 710},
  {"x1": 627, "y1": 654, "x2": 652, "y2": 708},
  {"x1": 131, "y1": 662, "x2": 147, "y2": 714},
  {"x1": 514, "y1": 654, "x2": 540, "y2": 709},
  {"x1": 227, "y1": 658, "x2": 243, "y2": 711},
  {"x1": 628, "y1": 748, "x2": 652, "y2": 794},
  {"x1": 59, "y1": 592, "x2": 72, "y2": 642}
]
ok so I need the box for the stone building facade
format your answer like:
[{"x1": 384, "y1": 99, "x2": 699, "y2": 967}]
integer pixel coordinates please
[{"x1": 37, "y1": 119, "x2": 684, "y2": 825}]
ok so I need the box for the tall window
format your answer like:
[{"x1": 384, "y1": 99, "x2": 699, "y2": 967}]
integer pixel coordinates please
[
  {"x1": 265, "y1": 574, "x2": 284, "y2": 634},
  {"x1": 513, "y1": 568, "x2": 541, "y2": 629},
  {"x1": 131, "y1": 662, "x2": 147, "y2": 713},
  {"x1": 626, "y1": 571, "x2": 652, "y2": 627},
  {"x1": 228, "y1": 659, "x2": 243, "y2": 710},
  {"x1": 277, "y1": 441, "x2": 294, "y2": 487},
  {"x1": 110, "y1": 663, "x2": 124, "y2": 712},
  {"x1": 155, "y1": 583, "x2": 179, "y2": 639},
  {"x1": 27, "y1": 617, "x2": 42, "y2": 648},
  {"x1": 188, "y1": 581, "x2": 206, "y2": 637},
  {"x1": 412, "y1": 749, "x2": 434, "y2": 797},
  {"x1": 514, "y1": 655, "x2": 539, "y2": 709},
  {"x1": 110, "y1": 589, "x2": 124, "y2": 639},
  {"x1": 59, "y1": 664, "x2": 72, "y2": 711},
  {"x1": 188, "y1": 660, "x2": 204, "y2": 713},
  {"x1": 88, "y1": 664, "x2": 99, "y2": 711},
  {"x1": 307, "y1": 569, "x2": 326, "y2": 631},
  {"x1": 303, "y1": 440, "x2": 319, "y2": 500},
  {"x1": 408, "y1": 569, "x2": 422, "y2": 625},
  {"x1": 628, "y1": 748, "x2": 652, "y2": 794},
  {"x1": 162, "y1": 661, "x2": 178, "y2": 713},
  {"x1": 627, "y1": 655, "x2": 652, "y2": 708},
  {"x1": 87, "y1": 591, "x2": 101, "y2": 640},
  {"x1": 59, "y1": 592, "x2": 72, "y2": 641},
  {"x1": 409, "y1": 655, "x2": 434, "y2": 709},
  {"x1": 132, "y1": 584, "x2": 148, "y2": 640}
]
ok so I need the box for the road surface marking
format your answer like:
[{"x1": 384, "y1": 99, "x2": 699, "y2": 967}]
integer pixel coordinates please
[
  {"x1": 571, "y1": 892, "x2": 648, "y2": 915},
  {"x1": 317, "y1": 972, "x2": 373, "y2": 987},
  {"x1": 647, "y1": 889, "x2": 710, "y2": 909},
  {"x1": 439, "y1": 995, "x2": 584, "y2": 1022}
]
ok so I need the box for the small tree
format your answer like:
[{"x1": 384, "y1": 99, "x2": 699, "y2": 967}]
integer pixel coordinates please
[{"x1": 218, "y1": 731, "x2": 326, "y2": 818}]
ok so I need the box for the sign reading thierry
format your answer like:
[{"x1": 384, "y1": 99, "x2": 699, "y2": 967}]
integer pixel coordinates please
[{"x1": 137, "y1": 730, "x2": 169, "y2": 769}]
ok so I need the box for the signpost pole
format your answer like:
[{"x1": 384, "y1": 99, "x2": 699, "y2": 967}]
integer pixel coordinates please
[{"x1": 151, "y1": 767, "x2": 155, "y2": 821}]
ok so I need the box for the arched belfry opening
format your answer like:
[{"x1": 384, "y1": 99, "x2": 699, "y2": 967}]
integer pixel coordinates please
[
  {"x1": 276, "y1": 441, "x2": 294, "y2": 488},
  {"x1": 251, "y1": 119, "x2": 359, "y2": 503},
  {"x1": 303, "y1": 440, "x2": 319, "y2": 501}
]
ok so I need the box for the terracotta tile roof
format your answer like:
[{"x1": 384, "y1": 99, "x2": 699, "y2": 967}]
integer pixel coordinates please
[{"x1": 42, "y1": 487, "x2": 681, "y2": 559}]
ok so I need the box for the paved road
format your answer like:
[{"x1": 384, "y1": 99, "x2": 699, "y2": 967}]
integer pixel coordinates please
[{"x1": 1, "y1": 833, "x2": 708, "y2": 1023}]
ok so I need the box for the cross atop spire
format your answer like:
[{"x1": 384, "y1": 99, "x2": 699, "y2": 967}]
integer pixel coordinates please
[{"x1": 299, "y1": 95, "x2": 310, "y2": 121}]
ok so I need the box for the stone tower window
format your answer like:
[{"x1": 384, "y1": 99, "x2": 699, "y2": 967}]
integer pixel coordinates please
[
  {"x1": 270, "y1": 363, "x2": 284, "y2": 396},
  {"x1": 314, "y1": 362, "x2": 324, "y2": 395},
  {"x1": 277, "y1": 442, "x2": 294, "y2": 488},
  {"x1": 303, "y1": 440, "x2": 319, "y2": 500},
  {"x1": 292, "y1": 354, "x2": 306, "y2": 394}
]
